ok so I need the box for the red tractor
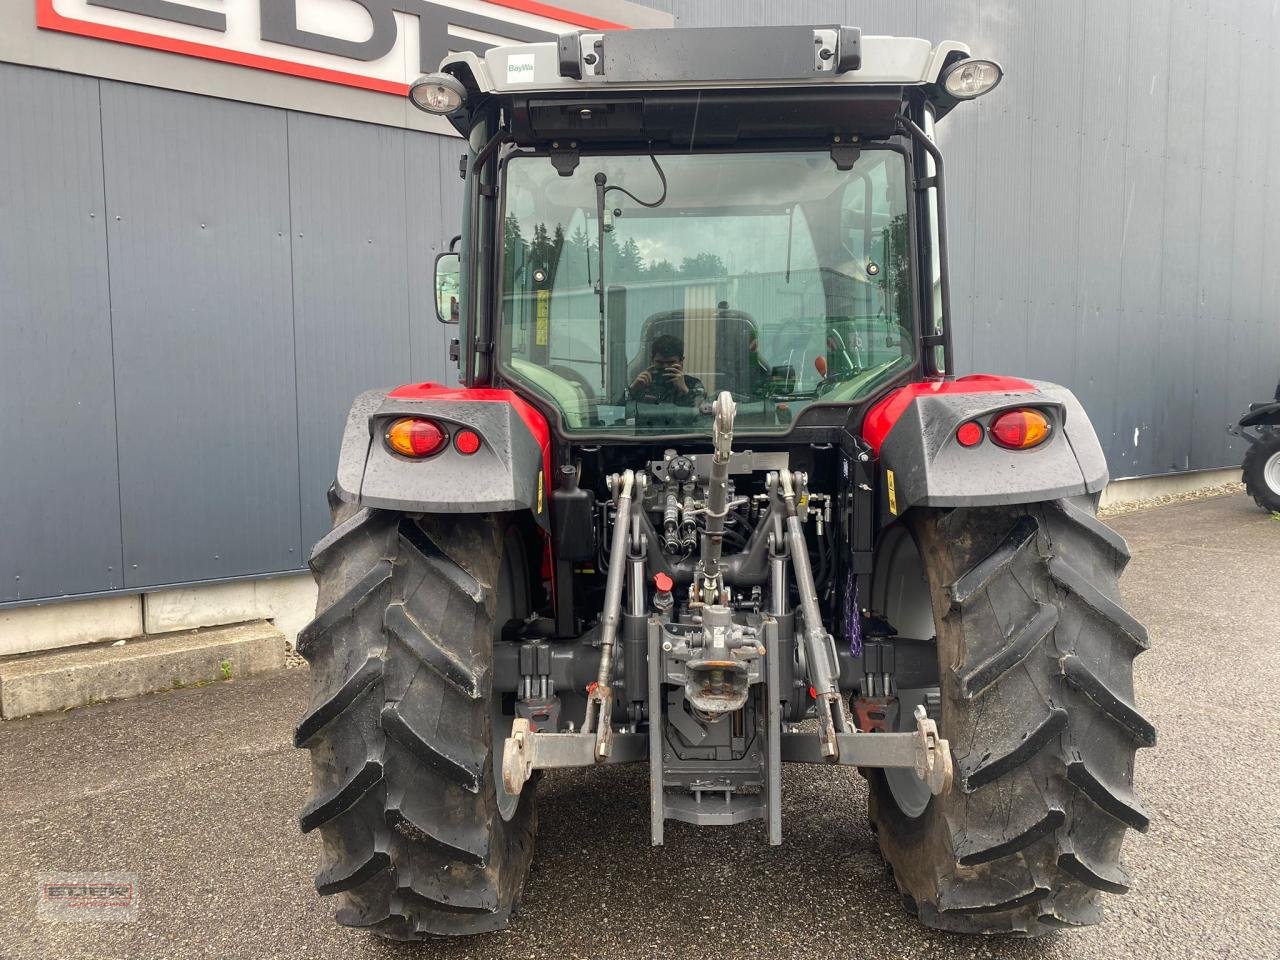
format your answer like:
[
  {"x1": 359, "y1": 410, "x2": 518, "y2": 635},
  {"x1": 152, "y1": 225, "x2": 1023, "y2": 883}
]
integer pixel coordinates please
[{"x1": 295, "y1": 25, "x2": 1153, "y2": 939}]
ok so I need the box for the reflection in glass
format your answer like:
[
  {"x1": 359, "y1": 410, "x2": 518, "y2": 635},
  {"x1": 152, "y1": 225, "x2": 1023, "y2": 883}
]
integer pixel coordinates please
[{"x1": 499, "y1": 149, "x2": 915, "y2": 435}]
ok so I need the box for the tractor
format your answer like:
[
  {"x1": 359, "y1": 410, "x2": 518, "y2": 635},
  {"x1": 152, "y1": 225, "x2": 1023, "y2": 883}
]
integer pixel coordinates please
[
  {"x1": 295, "y1": 25, "x2": 1153, "y2": 939},
  {"x1": 1230, "y1": 378, "x2": 1280, "y2": 512}
]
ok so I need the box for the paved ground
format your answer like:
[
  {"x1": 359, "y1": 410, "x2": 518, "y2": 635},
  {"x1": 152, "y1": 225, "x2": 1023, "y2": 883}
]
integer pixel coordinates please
[{"x1": 1, "y1": 493, "x2": 1277, "y2": 960}]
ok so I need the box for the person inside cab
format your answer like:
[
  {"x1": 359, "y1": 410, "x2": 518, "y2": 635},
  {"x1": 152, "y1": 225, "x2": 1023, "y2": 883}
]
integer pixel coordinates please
[{"x1": 627, "y1": 334, "x2": 705, "y2": 407}]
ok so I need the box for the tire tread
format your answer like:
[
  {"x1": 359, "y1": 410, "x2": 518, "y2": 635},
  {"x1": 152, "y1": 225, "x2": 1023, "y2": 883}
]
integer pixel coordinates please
[
  {"x1": 870, "y1": 499, "x2": 1153, "y2": 936},
  {"x1": 296, "y1": 507, "x2": 535, "y2": 939},
  {"x1": 1241, "y1": 434, "x2": 1280, "y2": 513}
]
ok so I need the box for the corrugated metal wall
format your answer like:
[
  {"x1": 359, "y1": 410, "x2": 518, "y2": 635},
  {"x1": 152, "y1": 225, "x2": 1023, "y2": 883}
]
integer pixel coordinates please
[
  {"x1": 3, "y1": 0, "x2": 1278, "y2": 604},
  {"x1": 1, "y1": 67, "x2": 122, "y2": 601},
  {"x1": 0, "y1": 63, "x2": 461, "y2": 603},
  {"x1": 641, "y1": 0, "x2": 1280, "y2": 478}
]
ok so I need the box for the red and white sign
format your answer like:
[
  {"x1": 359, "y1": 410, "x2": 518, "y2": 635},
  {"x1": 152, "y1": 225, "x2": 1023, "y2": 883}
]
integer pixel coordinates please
[{"x1": 36, "y1": 0, "x2": 627, "y2": 97}]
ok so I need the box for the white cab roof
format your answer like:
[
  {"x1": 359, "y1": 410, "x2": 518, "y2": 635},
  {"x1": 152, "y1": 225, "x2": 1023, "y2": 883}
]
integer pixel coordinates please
[{"x1": 443, "y1": 33, "x2": 970, "y2": 95}]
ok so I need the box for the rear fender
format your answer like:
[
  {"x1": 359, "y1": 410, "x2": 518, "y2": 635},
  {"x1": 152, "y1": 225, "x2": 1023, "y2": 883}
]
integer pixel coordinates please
[
  {"x1": 1237, "y1": 400, "x2": 1280, "y2": 432},
  {"x1": 868, "y1": 377, "x2": 1108, "y2": 515},
  {"x1": 334, "y1": 383, "x2": 551, "y2": 528}
]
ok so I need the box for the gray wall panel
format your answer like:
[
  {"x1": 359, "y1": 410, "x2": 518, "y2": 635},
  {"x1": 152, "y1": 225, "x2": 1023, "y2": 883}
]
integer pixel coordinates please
[
  {"x1": 1223, "y1": 1, "x2": 1264, "y2": 471},
  {"x1": 407, "y1": 135, "x2": 466, "y2": 385},
  {"x1": 1206, "y1": 0, "x2": 1248, "y2": 468},
  {"x1": 1025, "y1": 0, "x2": 1085, "y2": 392},
  {"x1": 1227, "y1": 8, "x2": 1272, "y2": 472},
  {"x1": 1074, "y1": 137, "x2": 1127, "y2": 459},
  {"x1": 101, "y1": 83, "x2": 302, "y2": 587},
  {"x1": 971, "y1": 110, "x2": 1032, "y2": 378},
  {"x1": 1191, "y1": 170, "x2": 1236, "y2": 470},
  {"x1": 1262, "y1": 161, "x2": 1280, "y2": 414},
  {"x1": 287, "y1": 113, "x2": 416, "y2": 552},
  {"x1": 0, "y1": 65, "x2": 122, "y2": 601}
]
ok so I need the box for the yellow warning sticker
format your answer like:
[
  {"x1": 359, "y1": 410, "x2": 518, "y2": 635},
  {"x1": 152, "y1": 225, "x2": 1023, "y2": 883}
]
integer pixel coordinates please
[
  {"x1": 536, "y1": 470, "x2": 544, "y2": 514},
  {"x1": 886, "y1": 469, "x2": 898, "y2": 516},
  {"x1": 535, "y1": 289, "x2": 550, "y2": 346}
]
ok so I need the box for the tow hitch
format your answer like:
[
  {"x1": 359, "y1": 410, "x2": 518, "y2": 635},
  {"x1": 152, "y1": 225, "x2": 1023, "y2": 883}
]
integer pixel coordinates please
[
  {"x1": 502, "y1": 717, "x2": 646, "y2": 794},
  {"x1": 779, "y1": 704, "x2": 952, "y2": 796},
  {"x1": 504, "y1": 696, "x2": 953, "y2": 798}
]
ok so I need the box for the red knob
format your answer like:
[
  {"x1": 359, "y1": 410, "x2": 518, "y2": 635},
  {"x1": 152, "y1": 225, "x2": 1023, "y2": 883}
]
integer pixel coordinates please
[{"x1": 654, "y1": 572, "x2": 673, "y2": 593}]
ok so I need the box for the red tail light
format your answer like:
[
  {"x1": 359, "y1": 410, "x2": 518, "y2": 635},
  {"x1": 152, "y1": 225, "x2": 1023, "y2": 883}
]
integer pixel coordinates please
[
  {"x1": 989, "y1": 409, "x2": 1051, "y2": 450},
  {"x1": 956, "y1": 421, "x2": 984, "y2": 447},
  {"x1": 454, "y1": 428, "x2": 481, "y2": 455},
  {"x1": 385, "y1": 418, "x2": 445, "y2": 458}
]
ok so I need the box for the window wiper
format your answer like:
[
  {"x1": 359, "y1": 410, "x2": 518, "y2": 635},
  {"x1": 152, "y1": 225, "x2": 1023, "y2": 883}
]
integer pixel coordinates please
[{"x1": 592, "y1": 147, "x2": 669, "y2": 390}]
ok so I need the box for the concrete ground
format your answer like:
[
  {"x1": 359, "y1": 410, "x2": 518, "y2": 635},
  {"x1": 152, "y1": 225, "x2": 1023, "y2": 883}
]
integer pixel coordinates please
[{"x1": 1, "y1": 493, "x2": 1277, "y2": 960}]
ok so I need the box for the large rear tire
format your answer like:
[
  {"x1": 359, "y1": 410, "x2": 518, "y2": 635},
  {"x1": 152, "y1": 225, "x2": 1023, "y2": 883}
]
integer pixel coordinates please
[
  {"x1": 868, "y1": 499, "x2": 1155, "y2": 935},
  {"x1": 295, "y1": 492, "x2": 536, "y2": 939},
  {"x1": 1242, "y1": 432, "x2": 1280, "y2": 513}
]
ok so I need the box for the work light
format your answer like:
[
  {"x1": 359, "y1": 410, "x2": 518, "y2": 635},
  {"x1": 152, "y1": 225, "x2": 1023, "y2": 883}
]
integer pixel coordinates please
[
  {"x1": 409, "y1": 73, "x2": 467, "y2": 115},
  {"x1": 940, "y1": 58, "x2": 1003, "y2": 99}
]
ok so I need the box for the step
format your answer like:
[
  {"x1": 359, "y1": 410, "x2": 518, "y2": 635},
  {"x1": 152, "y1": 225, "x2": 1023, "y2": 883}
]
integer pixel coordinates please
[{"x1": 0, "y1": 620, "x2": 286, "y2": 719}]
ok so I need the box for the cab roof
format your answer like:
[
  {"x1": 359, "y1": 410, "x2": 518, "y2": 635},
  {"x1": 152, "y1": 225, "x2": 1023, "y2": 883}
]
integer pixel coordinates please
[
  {"x1": 438, "y1": 27, "x2": 975, "y2": 145},
  {"x1": 442, "y1": 26, "x2": 969, "y2": 96}
]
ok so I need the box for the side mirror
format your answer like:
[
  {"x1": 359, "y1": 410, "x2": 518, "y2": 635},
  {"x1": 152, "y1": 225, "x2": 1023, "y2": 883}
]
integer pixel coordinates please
[{"x1": 434, "y1": 252, "x2": 460, "y2": 324}]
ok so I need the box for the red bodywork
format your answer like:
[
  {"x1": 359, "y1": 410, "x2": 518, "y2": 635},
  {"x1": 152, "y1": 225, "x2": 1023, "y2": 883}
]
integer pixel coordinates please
[{"x1": 861, "y1": 374, "x2": 1036, "y2": 456}]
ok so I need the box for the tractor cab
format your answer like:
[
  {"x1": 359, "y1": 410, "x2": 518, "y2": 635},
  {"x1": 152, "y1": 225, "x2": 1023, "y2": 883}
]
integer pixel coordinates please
[{"x1": 418, "y1": 26, "x2": 1002, "y2": 440}]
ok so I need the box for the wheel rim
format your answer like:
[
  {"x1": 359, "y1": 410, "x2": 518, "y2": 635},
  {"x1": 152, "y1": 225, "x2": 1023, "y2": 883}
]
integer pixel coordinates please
[
  {"x1": 492, "y1": 530, "x2": 527, "y2": 822},
  {"x1": 884, "y1": 688, "x2": 934, "y2": 818},
  {"x1": 1266, "y1": 450, "x2": 1280, "y2": 496},
  {"x1": 493, "y1": 700, "x2": 521, "y2": 821},
  {"x1": 870, "y1": 526, "x2": 940, "y2": 820}
]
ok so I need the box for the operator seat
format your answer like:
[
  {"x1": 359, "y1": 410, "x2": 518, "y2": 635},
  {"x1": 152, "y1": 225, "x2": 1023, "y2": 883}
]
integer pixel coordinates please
[{"x1": 632, "y1": 306, "x2": 767, "y2": 398}]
